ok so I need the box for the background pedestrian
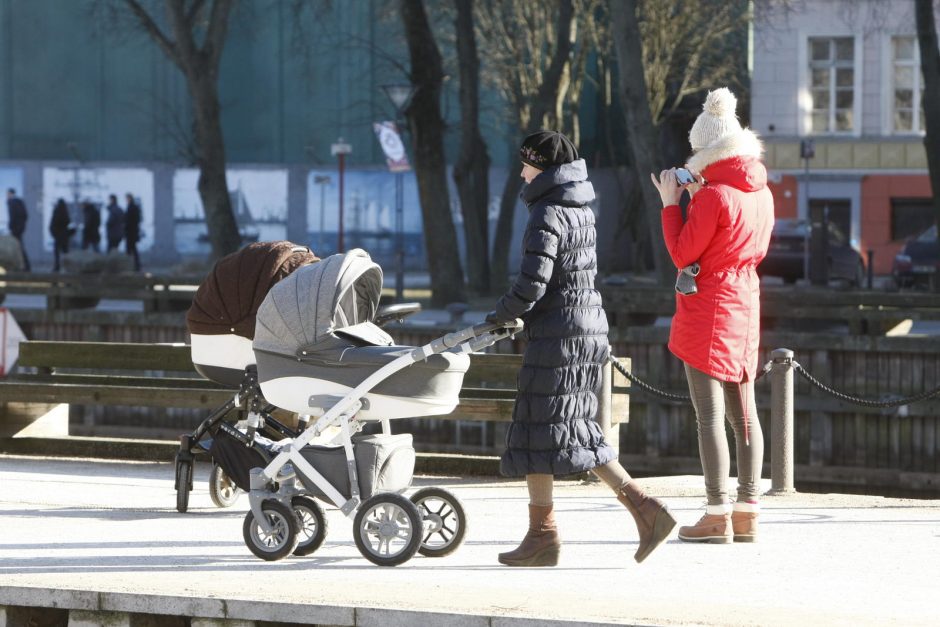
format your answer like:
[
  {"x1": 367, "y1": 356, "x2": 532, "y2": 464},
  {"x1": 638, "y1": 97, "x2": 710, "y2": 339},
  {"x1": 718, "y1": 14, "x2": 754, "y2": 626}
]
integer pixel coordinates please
[
  {"x1": 105, "y1": 194, "x2": 124, "y2": 253},
  {"x1": 6, "y1": 188, "x2": 30, "y2": 271},
  {"x1": 49, "y1": 198, "x2": 72, "y2": 272}
]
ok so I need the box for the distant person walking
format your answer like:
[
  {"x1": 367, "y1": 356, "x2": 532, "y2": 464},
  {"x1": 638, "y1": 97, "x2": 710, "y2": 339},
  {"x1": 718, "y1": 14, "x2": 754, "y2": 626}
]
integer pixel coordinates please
[
  {"x1": 105, "y1": 194, "x2": 125, "y2": 253},
  {"x1": 6, "y1": 188, "x2": 30, "y2": 271},
  {"x1": 49, "y1": 198, "x2": 72, "y2": 272},
  {"x1": 81, "y1": 201, "x2": 101, "y2": 252},
  {"x1": 124, "y1": 193, "x2": 141, "y2": 271}
]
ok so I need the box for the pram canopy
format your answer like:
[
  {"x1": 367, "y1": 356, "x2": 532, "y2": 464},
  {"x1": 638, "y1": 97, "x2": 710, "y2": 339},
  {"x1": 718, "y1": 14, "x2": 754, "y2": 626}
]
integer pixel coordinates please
[
  {"x1": 253, "y1": 247, "x2": 391, "y2": 356},
  {"x1": 253, "y1": 249, "x2": 469, "y2": 419},
  {"x1": 187, "y1": 241, "x2": 319, "y2": 340}
]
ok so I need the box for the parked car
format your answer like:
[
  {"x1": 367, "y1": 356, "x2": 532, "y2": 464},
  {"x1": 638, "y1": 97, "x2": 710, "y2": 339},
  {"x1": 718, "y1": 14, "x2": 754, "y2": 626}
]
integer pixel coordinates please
[
  {"x1": 759, "y1": 218, "x2": 865, "y2": 286},
  {"x1": 892, "y1": 224, "x2": 938, "y2": 289}
]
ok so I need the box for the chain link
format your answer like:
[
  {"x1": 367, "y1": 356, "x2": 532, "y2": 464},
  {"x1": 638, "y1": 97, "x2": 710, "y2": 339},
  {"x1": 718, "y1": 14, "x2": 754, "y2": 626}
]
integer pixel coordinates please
[
  {"x1": 609, "y1": 356, "x2": 691, "y2": 401},
  {"x1": 608, "y1": 353, "x2": 939, "y2": 410},
  {"x1": 608, "y1": 355, "x2": 771, "y2": 403},
  {"x1": 792, "y1": 361, "x2": 940, "y2": 409}
]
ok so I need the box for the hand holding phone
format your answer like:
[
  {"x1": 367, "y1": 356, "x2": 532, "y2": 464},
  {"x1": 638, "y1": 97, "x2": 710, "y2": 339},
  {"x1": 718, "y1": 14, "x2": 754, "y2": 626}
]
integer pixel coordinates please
[{"x1": 674, "y1": 168, "x2": 696, "y2": 186}]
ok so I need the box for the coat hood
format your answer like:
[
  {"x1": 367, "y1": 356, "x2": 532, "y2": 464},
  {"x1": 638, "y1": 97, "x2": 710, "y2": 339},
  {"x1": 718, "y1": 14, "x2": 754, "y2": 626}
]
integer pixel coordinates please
[
  {"x1": 700, "y1": 155, "x2": 768, "y2": 193},
  {"x1": 522, "y1": 158, "x2": 595, "y2": 207},
  {"x1": 686, "y1": 128, "x2": 764, "y2": 179}
]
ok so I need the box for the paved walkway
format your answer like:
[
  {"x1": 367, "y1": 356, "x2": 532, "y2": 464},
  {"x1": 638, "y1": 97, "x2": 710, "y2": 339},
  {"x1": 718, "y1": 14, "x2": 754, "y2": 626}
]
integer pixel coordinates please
[{"x1": 1, "y1": 455, "x2": 938, "y2": 626}]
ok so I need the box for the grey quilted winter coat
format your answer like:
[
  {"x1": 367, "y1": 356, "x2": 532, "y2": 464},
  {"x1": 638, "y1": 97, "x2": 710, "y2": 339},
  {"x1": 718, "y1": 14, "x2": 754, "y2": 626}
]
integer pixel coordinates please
[{"x1": 493, "y1": 159, "x2": 616, "y2": 477}]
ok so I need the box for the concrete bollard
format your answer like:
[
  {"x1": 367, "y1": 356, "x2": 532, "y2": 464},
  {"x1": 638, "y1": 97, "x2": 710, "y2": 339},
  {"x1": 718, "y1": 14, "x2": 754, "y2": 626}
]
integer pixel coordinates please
[{"x1": 769, "y1": 348, "x2": 796, "y2": 494}]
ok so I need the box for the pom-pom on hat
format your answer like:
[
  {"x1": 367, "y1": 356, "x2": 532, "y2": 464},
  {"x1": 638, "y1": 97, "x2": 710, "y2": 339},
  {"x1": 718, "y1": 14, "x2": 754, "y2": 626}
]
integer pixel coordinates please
[
  {"x1": 519, "y1": 130, "x2": 579, "y2": 169},
  {"x1": 688, "y1": 88, "x2": 743, "y2": 153}
]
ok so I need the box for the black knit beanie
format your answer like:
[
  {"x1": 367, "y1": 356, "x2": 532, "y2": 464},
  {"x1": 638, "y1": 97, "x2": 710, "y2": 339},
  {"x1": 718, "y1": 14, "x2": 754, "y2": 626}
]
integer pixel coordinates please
[{"x1": 519, "y1": 130, "x2": 579, "y2": 169}]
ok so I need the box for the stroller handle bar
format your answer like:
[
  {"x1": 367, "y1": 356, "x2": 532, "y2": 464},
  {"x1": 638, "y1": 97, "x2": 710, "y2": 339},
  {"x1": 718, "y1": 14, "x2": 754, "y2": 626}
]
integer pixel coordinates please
[
  {"x1": 373, "y1": 302, "x2": 422, "y2": 326},
  {"x1": 431, "y1": 318, "x2": 523, "y2": 352}
]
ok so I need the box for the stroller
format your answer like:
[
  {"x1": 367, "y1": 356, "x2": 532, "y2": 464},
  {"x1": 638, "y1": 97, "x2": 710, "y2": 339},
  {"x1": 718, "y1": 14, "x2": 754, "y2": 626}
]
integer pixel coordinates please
[
  {"x1": 241, "y1": 249, "x2": 521, "y2": 566},
  {"x1": 175, "y1": 241, "x2": 421, "y2": 513}
]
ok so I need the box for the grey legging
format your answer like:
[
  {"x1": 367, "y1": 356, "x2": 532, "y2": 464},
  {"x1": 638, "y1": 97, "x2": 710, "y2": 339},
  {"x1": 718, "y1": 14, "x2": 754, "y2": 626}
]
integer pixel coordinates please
[{"x1": 684, "y1": 363, "x2": 764, "y2": 504}]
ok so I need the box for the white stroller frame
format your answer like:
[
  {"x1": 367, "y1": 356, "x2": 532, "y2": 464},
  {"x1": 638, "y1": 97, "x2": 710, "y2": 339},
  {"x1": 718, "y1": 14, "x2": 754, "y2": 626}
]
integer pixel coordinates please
[
  {"x1": 239, "y1": 249, "x2": 522, "y2": 565},
  {"x1": 245, "y1": 319, "x2": 520, "y2": 566}
]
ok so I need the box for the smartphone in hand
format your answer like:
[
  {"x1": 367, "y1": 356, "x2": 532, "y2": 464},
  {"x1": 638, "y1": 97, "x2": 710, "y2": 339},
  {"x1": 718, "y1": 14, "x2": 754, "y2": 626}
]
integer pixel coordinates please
[{"x1": 674, "y1": 168, "x2": 696, "y2": 186}]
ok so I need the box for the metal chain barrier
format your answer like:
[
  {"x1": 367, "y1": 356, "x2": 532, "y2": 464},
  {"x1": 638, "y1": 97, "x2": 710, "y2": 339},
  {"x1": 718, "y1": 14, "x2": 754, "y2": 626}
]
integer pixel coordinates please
[
  {"x1": 607, "y1": 355, "x2": 771, "y2": 403},
  {"x1": 792, "y1": 361, "x2": 940, "y2": 408}
]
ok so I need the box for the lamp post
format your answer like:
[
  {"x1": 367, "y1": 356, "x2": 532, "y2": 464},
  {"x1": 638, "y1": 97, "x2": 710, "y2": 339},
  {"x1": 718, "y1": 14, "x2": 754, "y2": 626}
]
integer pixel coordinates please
[
  {"x1": 380, "y1": 83, "x2": 416, "y2": 302},
  {"x1": 313, "y1": 175, "x2": 331, "y2": 254},
  {"x1": 331, "y1": 138, "x2": 352, "y2": 253}
]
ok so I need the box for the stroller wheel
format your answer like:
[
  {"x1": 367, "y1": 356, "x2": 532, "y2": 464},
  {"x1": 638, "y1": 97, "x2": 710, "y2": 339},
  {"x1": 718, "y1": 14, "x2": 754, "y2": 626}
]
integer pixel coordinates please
[
  {"x1": 291, "y1": 496, "x2": 328, "y2": 556},
  {"x1": 175, "y1": 457, "x2": 193, "y2": 513},
  {"x1": 242, "y1": 499, "x2": 299, "y2": 561},
  {"x1": 209, "y1": 464, "x2": 241, "y2": 508},
  {"x1": 410, "y1": 487, "x2": 467, "y2": 557},
  {"x1": 353, "y1": 493, "x2": 422, "y2": 567}
]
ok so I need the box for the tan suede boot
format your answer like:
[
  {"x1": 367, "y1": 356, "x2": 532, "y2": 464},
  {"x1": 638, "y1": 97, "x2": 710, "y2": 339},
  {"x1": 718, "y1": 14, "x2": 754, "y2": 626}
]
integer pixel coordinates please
[
  {"x1": 732, "y1": 502, "x2": 759, "y2": 542},
  {"x1": 616, "y1": 482, "x2": 677, "y2": 563},
  {"x1": 498, "y1": 504, "x2": 561, "y2": 567},
  {"x1": 678, "y1": 505, "x2": 733, "y2": 544}
]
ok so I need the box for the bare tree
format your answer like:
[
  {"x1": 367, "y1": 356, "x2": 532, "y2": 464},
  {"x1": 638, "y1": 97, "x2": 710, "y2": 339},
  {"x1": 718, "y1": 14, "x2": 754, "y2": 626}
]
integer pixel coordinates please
[
  {"x1": 399, "y1": 0, "x2": 467, "y2": 305},
  {"x1": 610, "y1": 0, "x2": 672, "y2": 282},
  {"x1": 476, "y1": 0, "x2": 580, "y2": 290},
  {"x1": 916, "y1": 0, "x2": 940, "y2": 291},
  {"x1": 121, "y1": 0, "x2": 241, "y2": 260},
  {"x1": 453, "y1": 0, "x2": 491, "y2": 296}
]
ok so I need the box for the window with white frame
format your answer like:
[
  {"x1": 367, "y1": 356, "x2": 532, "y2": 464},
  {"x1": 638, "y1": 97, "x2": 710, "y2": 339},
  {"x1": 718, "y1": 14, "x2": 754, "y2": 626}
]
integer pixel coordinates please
[
  {"x1": 892, "y1": 36, "x2": 925, "y2": 133},
  {"x1": 808, "y1": 37, "x2": 855, "y2": 133}
]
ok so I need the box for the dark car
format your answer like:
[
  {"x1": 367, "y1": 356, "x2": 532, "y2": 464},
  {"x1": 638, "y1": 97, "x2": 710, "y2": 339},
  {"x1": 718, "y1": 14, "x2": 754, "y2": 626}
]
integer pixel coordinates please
[
  {"x1": 892, "y1": 224, "x2": 938, "y2": 289},
  {"x1": 759, "y1": 218, "x2": 865, "y2": 286}
]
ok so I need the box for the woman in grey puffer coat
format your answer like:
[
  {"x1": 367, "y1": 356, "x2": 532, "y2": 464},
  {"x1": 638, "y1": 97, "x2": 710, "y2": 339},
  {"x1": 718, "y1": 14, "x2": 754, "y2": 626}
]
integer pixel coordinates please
[{"x1": 487, "y1": 130, "x2": 676, "y2": 567}]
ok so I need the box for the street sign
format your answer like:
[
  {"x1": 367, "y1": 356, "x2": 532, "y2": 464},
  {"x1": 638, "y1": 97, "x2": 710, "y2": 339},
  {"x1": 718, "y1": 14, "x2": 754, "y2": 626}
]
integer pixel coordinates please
[
  {"x1": 0, "y1": 308, "x2": 26, "y2": 377},
  {"x1": 373, "y1": 122, "x2": 411, "y2": 173}
]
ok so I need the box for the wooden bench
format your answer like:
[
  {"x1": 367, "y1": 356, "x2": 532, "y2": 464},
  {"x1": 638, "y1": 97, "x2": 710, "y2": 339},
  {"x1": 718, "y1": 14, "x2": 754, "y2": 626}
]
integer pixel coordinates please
[
  {"x1": 0, "y1": 341, "x2": 631, "y2": 458},
  {"x1": 0, "y1": 272, "x2": 201, "y2": 313}
]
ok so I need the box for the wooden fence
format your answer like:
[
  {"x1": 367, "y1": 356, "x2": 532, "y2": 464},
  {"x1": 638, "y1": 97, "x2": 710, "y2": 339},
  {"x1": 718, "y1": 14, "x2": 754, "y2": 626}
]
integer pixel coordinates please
[{"x1": 7, "y1": 299, "x2": 940, "y2": 495}]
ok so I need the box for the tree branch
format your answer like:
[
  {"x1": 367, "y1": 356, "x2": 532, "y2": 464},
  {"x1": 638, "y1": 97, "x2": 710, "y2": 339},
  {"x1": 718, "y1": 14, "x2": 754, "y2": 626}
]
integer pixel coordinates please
[
  {"x1": 203, "y1": 0, "x2": 235, "y2": 72},
  {"x1": 185, "y1": 0, "x2": 207, "y2": 25},
  {"x1": 124, "y1": 0, "x2": 180, "y2": 67}
]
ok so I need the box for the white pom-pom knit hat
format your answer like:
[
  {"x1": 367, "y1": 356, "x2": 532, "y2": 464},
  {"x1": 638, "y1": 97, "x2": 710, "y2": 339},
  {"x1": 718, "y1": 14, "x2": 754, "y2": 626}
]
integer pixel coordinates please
[{"x1": 686, "y1": 87, "x2": 763, "y2": 174}]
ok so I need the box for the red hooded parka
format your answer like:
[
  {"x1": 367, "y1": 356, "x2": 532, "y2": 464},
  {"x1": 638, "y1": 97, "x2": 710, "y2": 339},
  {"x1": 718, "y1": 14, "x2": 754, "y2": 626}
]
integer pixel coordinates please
[{"x1": 661, "y1": 135, "x2": 774, "y2": 383}]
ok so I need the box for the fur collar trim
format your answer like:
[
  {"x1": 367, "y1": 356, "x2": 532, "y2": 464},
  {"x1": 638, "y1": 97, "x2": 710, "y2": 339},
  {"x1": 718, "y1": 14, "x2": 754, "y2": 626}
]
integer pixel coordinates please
[{"x1": 687, "y1": 128, "x2": 764, "y2": 175}]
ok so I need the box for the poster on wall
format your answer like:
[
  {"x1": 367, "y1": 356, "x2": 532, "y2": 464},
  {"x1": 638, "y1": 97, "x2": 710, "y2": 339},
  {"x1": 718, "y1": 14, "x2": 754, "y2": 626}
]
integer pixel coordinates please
[
  {"x1": 305, "y1": 169, "x2": 425, "y2": 266},
  {"x1": 173, "y1": 169, "x2": 288, "y2": 256},
  {"x1": 0, "y1": 167, "x2": 25, "y2": 234},
  {"x1": 41, "y1": 167, "x2": 155, "y2": 252}
]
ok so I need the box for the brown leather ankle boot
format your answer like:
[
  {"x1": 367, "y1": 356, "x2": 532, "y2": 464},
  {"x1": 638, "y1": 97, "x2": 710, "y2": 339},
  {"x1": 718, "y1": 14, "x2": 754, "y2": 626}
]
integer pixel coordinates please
[
  {"x1": 678, "y1": 506, "x2": 733, "y2": 544},
  {"x1": 732, "y1": 501, "x2": 759, "y2": 542},
  {"x1": 617, "y1": 482, "x2": 677, "y2": 563},
  {"x1": 498, "y1": 504, "x2": 561, "y2": 567}
]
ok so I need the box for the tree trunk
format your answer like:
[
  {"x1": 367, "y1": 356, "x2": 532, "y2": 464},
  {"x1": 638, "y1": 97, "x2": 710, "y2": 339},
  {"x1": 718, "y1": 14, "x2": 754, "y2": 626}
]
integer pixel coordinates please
[
  {"x1": 124, "y1": 0, "x2": 240, "y2": 261},
  {"x1": 490, "y1": 0, "x2": 575, "y2": 293},
  {"x1": 453, "y1": 0, "x2": 491, "y2": 296},
  {"x1": 491, "y1": 160, "x2": 523, "y2": 291},
  {"x1": 915, "y1": 0, "x2": 940, "y2": 292},
  {"x1": 400, "y1": 0, "x2": 466, "y2": 306},
  {"x1": 610, "y1": 0, "x2": 674, "y2": 284},
  {"x1": 188, "y1": 72, "x2": 241, "y2": 260}
]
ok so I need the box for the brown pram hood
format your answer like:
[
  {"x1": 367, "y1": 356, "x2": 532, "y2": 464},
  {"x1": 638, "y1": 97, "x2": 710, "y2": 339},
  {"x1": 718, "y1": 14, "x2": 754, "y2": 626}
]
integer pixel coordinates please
[{"x1": 186, "y1": 241, "x2": 319, "y2": 339}]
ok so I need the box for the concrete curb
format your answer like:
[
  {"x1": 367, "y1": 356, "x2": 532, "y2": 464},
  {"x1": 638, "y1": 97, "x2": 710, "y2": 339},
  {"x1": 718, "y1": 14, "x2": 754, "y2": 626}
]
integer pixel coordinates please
[{"x1": 0, "y1": 585, "x2": 646, "y2": 627}]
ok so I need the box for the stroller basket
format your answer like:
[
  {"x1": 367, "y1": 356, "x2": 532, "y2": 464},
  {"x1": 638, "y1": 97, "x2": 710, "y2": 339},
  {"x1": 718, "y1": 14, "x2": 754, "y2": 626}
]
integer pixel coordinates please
[{"x1": 297, "y1": 433, "x2": 415, "y2": 501}]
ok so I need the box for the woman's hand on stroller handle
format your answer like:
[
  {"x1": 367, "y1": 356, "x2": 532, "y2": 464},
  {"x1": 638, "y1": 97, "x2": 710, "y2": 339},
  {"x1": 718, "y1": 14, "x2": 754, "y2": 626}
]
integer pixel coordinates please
[{"x1": 473, "y1": 317, "x2": 524, "y2": 336}]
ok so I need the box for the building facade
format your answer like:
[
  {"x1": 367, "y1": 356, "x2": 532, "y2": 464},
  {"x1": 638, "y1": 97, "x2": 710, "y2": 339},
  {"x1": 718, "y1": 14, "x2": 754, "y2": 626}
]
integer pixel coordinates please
[{"x1": 751, "y1": 0, "x2": 936, "y2": 274}]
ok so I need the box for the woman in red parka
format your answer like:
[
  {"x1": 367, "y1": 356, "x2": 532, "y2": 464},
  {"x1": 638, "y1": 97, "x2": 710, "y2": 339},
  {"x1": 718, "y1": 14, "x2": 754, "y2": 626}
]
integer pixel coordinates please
[{"x1": 651, "y1": 87, "x2": 774, "y2": 544}]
